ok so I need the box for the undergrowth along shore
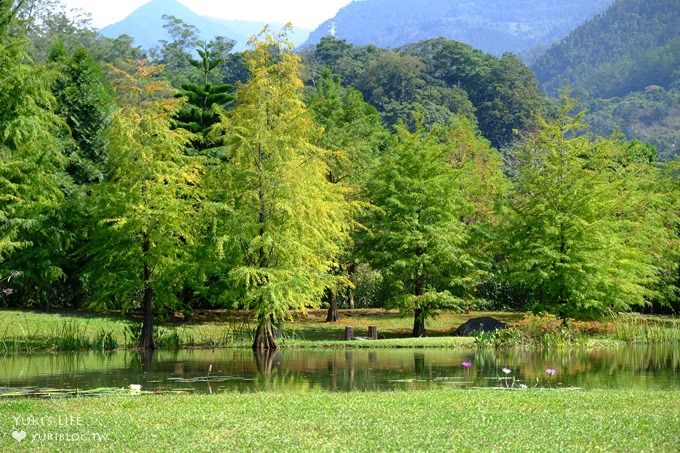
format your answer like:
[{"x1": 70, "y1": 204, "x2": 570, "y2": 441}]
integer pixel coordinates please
[
  {"x1": 1, "y1": 389, "x2": 679, "y2": 451},
  {"x1": 0, "y1": 309, "x2": 679, "y2": 353}
]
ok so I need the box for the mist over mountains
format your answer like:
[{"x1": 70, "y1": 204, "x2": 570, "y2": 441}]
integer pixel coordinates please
[{"x1": 302, "y1": 0, "x2": 615, "y2": 56}]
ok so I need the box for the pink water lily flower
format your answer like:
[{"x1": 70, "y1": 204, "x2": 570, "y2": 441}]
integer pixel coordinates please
[
  {"x1": 546, "y1": 368, "x2": 556, "y2": 376},
  {"x1": 502, "y1": 367, "x2": 511, "y2": 375},
  {"x1": 462, "y1": 361, "x2": 472, "y2": 368}
]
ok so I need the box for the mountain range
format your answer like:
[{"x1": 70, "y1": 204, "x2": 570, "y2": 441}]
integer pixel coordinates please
[
  {"x1": 100, "y1": 0, "x2": 311, "y2": 51},
  {"x1": 302, "y1": 0, "x2": 615, "y2": 56},
  {"x1": 531, "y1": 0, "x2": 680, "y2": 161}
]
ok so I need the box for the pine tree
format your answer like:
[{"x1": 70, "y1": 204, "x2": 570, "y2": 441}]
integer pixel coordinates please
[
  {"x1": 84, "y1": 61, "x2": 200, "y2": 349},
  {"x1": 217, "y1": 29, "x2": 351, "y2": 350},
  {"x1": 173, "y1": 42, "x2": 234, "y2": 155}
]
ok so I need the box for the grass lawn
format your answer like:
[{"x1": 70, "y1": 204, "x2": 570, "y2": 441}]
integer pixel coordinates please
[
  {"x1": 1, "y1": 389, "x2": 678, "y2": 451},
  {"x1": 0, "y1": 309, "x2": 518, "y2": 352},
  {"x1": 1, "y1": 308, "x2": 678, "y2": 352}
]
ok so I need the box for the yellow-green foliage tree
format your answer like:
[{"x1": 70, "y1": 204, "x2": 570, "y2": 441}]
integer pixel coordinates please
[
  {"x1": 444, "y1": 116, "x2": 509, "y2": 306},
  {"x1": 85, "y1": 61, "x2": 200, "y2": 349},
  {"x1": 217, "y1": 30, "x2": 351, "y2": 350},
  {"x1": 502, "y1": 102, "x2": 677, "y2": 317}
]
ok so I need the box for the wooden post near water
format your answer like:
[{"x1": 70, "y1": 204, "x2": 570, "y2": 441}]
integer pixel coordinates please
[
  {"x1": 344, "y1": 326, "x2": 354, "y2": 340},
  {"x1": 368, "y1": 325, "x2": 378, "y2": 340}
]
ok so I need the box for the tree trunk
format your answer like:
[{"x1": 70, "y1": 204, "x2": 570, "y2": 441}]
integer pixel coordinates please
[
  {"x1": 181, "y1": 287, "x2": 193, "y2": 322},
  {"x1": 347, "y1": 263, "x2": 356, "y2": 309},
  {"x1": 139, "y1": 240, "x2": 156, "y2": 350},
  {"x1": 412, "y1": 273, "x2": 425, "y2": 337},
  {"x1": 325, "y1": 288, "x2": 339, "y2": 322},
  {"x1": 252, "y1": 319, "x2": 278, "y2": 351},
  {"x1": 413, "y1": 308, "x2": 426, "y2": 337}
]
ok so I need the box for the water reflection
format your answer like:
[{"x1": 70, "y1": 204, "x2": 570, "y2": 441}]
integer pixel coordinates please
[{"x1": 0, "y1": 345, "x2": 679, "y2": 394}]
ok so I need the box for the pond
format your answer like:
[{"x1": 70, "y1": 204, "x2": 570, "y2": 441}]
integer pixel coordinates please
[{"x1": 1, "y1": 345, "x2": 679, "y2": 396}]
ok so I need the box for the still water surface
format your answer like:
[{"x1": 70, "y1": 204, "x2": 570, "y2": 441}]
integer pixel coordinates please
[{"x1": 1, "y1": 346, "x2": 679, "y2": 394}]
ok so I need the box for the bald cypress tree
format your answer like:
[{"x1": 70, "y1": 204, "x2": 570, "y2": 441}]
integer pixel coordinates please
[
  {"x1": 502, "y1": 102, "x2": 675, "y2": 317},
  {"x1": 360, "y1": 118, "x2": 476, "y2": 337},
  {"x1": 85, "y1": 61, "x2": 199, "y2": 349},
  {"x1": 218, "y1": 30, "x2": 351, "y2": 350},
  {"x1": 306, "y1": 68, "x2": 388, "y2": 321},
  {"x1": 0, "y1": 1, "x2": 71, "y2": 307}
]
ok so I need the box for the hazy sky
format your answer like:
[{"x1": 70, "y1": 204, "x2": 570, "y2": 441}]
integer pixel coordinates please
[{"x1": 60, "y1": 0, "x2": 353, "y2": 29}]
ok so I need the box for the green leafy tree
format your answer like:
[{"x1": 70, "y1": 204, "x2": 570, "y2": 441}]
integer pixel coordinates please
[
  {"x1": 360, "y1": 118, "x2": 478, "y2": 336},
  {"x1": 218, "y1": 30, "x2": 351, "y2": 350},
  {"x1": 0, "y1": 2, "x2": 72, "y2": 308},
  {"x1": 475, "y1": 54, "x2": 543, "y2": 149},
  {"x1": 306, "y1": 68, "x2": 388, "y2": 320},
  {"x1": 153, "y1": 15, "x2": 200, "y2": 87},
  {"x1": 657, "y1": 158, "x2": 680, "y2": 310},
  {"x1": 444, "y1": 116, "x2": 509, "y2": 305},
  {"x1": 502, "y1": 103, "x2": 674, "y2": 317},
  {"x1": 49, "y1": 44, "x2": 111, "y2": 183},
  {"x1": 85, "y1": 61, "x2": 199, "y2": 349}
]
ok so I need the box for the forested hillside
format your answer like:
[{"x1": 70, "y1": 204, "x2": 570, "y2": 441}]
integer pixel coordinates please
[
  {"x1": 533, "y1": 0, "x2": 680, "y2": 98},
  {"x1": 303, "y1": 0, "x2": 613, "y2": 56},
  {"x1": 303, "y1": 37, "x2": 544, "y2": 148},
  {"x1": 532, "y1": 0, "x2": 680, "y2": 160}
]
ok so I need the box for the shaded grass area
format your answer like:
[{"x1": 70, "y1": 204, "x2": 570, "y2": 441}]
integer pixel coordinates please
[
  {"x1": 1, "y1": 308, "x2": 679, "y2": 353},
  {"x1": 1, "y1": 389, "x2": 679, "y2": 451},
  {"x1": 0, "y1": 309, "x2": 516, "y2": 352}
]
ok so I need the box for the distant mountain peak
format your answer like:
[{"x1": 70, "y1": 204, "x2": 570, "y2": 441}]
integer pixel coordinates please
[{"x1": 100, "y1": 1, "x2": 310, "y2": 52}]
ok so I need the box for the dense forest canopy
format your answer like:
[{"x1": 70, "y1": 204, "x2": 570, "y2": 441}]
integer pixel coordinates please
[
  {"x1": 0, "y1": 0, "x2": 678, "y2": 350},
  {"x1": 304, "y1": 36, "x2": 544, "y2": 149}
]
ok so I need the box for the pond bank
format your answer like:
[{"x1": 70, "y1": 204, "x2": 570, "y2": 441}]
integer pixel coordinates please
[{"x1": 1, "y1": 309, "x2": 678, "y2": 353}]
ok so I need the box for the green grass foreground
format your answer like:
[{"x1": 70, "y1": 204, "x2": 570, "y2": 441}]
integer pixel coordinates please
[{"x1": 1, "y1": 390, "x2": 678, "y2": 451}]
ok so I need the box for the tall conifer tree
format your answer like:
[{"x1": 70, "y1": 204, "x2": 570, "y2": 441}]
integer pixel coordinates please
[
  {"x1": 0, "y1": 1, "x2": 71, "y2": 307},
  {"x1": 503, "y1": 103, "x2": 674, "y2": 317},
  {"x1": 218, "y1": 29, "x2": 350, "y2": 350},
  {"x1": 85, "y1": 61, "x2": 199, "y2": 349},
  {"x1": 360, "y1": 118, "x2": 477, "y2": 336}
]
